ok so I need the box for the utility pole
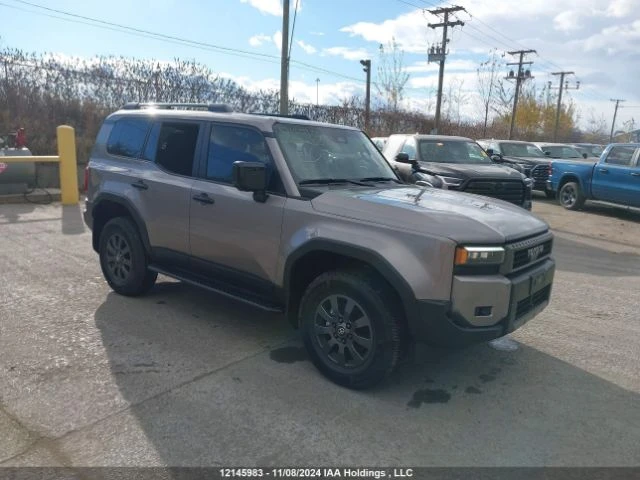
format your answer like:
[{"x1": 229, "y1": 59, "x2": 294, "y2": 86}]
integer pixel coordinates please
[
  {"x1": 315, "y1": 78, "x2": 320, "y2": 106},
  {"x1": 360, "y1": 59, "x2": 371, "y2": 132},
  {"x1": 610, "y1": 99, "x2": 625, "y2": 142},
  {"x1": 505, "y1": 49, "x2": 536, "y2": 139},
  {"x1": 550, "y1": 71, "x2": 578, "y2": 141},
  {"x1": 279, "y1": 0, "x2": 290, "y2": 115},
  {"x1": 428, "y1": 5, "x2": 465, "y2": 134}
]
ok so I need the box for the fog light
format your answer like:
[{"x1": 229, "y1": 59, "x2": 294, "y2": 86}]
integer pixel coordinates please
[{"x1": 475, "y1": 306, "x2": 493, "y2": 317}]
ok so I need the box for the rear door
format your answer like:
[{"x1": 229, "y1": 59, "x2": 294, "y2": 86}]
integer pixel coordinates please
[
  {"x1": 188, "y1": 122, "x2": 286, "y2": 302},
  {"x1": 133, "y1": 120, "x2": 203, "y2": 263},
  {"x1": 591, "y1": 145, "x2": 639, "y2": 204}
]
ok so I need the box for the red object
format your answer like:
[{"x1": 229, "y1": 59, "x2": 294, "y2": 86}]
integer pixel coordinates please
[
  {"x1": 15, "y1": 128, "x2": 26, "y2": 148},
  {"x1": 0, "y1": 163, "x2": 7, "y2": 174}
]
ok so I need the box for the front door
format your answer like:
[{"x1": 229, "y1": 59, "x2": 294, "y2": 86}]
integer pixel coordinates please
[
  {"x1": 189, "y1": 122, "x2": 286, "y2": 300},
  {"x1": 591, "y1": 145, "x2": 638, "y2": 205}
]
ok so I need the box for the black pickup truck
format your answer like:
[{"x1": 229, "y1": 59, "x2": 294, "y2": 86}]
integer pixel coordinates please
[{"x1": 383, "y1": 134, "x2": 533, "y2": 209}]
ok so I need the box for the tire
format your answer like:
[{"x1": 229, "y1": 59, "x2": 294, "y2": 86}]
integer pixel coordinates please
[
  {"x1": 299, "y1": 269, "x2": 405, "y2": 389},
  {"x1": 558, "y1": 181, "x2": 585, "y2": 210},
  {"x1": 545, "y1": 190, "x2": 556, "y2": 200},
  {"x1": 99, "y1": 217, "x2": 157, "y2": 296}
]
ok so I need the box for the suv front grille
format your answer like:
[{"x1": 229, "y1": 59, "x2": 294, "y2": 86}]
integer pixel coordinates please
[
  {"x1": 530, "y1": 165, "x2": 549, "y2": 184},
  {"x1": 512, "y1": 239, "x2": 553, "y2": 270},
  {"x1": 516, "y1": 285, "x2": 551, "y2": 318},
  {"x1": 462, "y1": 180, "x2": 524, "y2": 205}
]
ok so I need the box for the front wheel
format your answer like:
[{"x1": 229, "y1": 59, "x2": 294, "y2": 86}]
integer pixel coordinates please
[
  {"x1": 299, "y1": 269, "x2": 405, "y2": 389},
  {"x1": 558, "y1": 181, "x2": 585, "y2": 210}
]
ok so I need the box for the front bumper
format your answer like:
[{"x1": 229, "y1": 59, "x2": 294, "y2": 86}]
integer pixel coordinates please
[{"x1": 407, "y1": 259, "x2": 555, "y2": 347}]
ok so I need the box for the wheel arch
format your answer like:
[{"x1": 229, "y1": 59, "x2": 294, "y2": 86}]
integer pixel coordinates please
[
  {"x1": 283, "y1": 239, "x2": 414, "y2": 330},
  {"x1": 91, "y1": 193, "x2": 151, "y2": 254}
]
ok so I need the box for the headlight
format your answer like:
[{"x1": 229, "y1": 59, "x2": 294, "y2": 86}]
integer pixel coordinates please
[
  {"x1": 524, "y1": 178, "x2": 533, "y2": 188},
  {"x1": 454, "y1": 246, "x2": 505, "y2": 266},
  {"x1": 437, "y1": 176, "x2": 463, "y2": 187}
]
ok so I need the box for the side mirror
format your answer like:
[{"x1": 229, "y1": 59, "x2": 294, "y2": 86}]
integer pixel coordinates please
[
  {"x1": 490, "y1": 154, "x2": 503, "y2": 162},
  {"x1": 582, "y1": 153, "x2": 588, "y2": 159},
  {"x1": 232, "y1": 161, "x2": 268, "y2": 202},
  {"x1": 544, "y1": 151, "x2": 551, "y2": 156},
  {"x1": 395, "y1": 152, "x2": 418, "y2": 169},
  {"x1": 486, "y1": 148, "x2": 495, "y2": 155}
]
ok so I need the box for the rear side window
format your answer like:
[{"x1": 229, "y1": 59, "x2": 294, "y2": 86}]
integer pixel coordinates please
[
  {"x1": 106, "y1": 117, "x2": 151, "y2": 158},
  {"x1": 152, "y1": 122, "x2": 200, "y2": 177},
  {"x1": 604, "y1": 146, "x2": 636, "y2": 166}
]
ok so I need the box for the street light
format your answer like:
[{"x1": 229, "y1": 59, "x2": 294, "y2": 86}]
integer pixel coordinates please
[{"x1": 360, "y1": 59, "x2": 371, "y2": 132}]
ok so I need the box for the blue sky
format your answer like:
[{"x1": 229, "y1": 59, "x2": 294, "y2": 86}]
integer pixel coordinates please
[{"x1": 1, "y1": 0, "x2": 639, "y2": 131}]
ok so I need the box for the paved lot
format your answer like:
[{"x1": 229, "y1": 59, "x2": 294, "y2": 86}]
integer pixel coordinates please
[{"x1": 0, "y1": 198, "x2": 639, "y2": 467}]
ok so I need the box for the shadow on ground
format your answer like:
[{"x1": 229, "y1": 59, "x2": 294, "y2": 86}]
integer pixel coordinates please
[
  {"x1": 0, "y1": 203, "x2": 35, "y2": 223},
  {"x1": 92, "y1": 281, "x2": 640, "y2": 466},
  {"x1": 61, "y1": 204, "x2": 85, "y2": 235},
  {"x1": 534, "y1": 193, "x2": 640, "y2": 223}
]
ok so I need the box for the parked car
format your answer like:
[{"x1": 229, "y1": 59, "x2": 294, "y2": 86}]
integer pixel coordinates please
[
  {"x1": 547, "y1": 143, "x2": 640, "y2": 210},
  {"x1": 534, "y1": 142, "x2": 586, "y2": 160},
  {"x1": 571, "y1": 143, "x2": 605, "y2": 160},
  {"x1": 370, "y1": 136, "x2": 388, "y2": 151},
  {"x1": 383, "y1": 134, "x2": 533, "y2": 210},
  {"x1": 84, "y1": 102, "x2": 555, "y2": 388},
  {"x1": 477, "y1": 139, "x2": 554, "y2": 198}
]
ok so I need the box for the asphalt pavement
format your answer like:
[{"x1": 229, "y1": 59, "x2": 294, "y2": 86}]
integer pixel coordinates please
[{"x1": 0, "y1": 200, "x2": 639, "y2": 467}]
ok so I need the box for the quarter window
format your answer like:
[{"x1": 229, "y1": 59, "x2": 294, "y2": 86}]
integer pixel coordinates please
[{"x1": 106, "y1": 117, "x2": 151, "y2": 158}]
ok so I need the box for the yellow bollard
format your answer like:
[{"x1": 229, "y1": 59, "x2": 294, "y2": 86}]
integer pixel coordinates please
[{"x1": 57, "y1": 125, "x2": 79, "y2": 205}]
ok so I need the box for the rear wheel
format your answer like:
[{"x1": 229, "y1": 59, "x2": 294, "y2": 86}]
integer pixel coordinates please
[
  {"x1": 99, "y1": 217, "x2": 157, "y2": 296},
  {"x1": 299, "y1": 269, "x2": 404, "y2": 389},
  {"x1": 558, "y1": 181, "x2": 585, "y2": 210}
]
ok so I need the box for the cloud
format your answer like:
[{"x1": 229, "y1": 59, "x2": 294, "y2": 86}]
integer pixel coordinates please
[
  {"x1": 239, "y1": 0, "x2": 283, "y2": 16},
  {"x1": 322, "y1": 46, "x2": 370, "y2": 61},
  {"x1": 553, "y1": 11, "x2": 583, "y2": 32},
  {"x1": 606, "y1": 0, "x2": 635, "y2": 17},
  {"x1": 406, "y1": 59, "x2": 479, "y2": 73},
  {"x1": 248, "y1": 34, "x2": 272, "y2": 47},
  {"x1": 239, "y1": 0, "x2": 302, "y2": 16},
  {"x1": 296, "y1": 40, "x2": 316, "y2": 54},
  {"x1": 309, "y1": 31, "x2": 325, "y2": 36},
  {"x1": 273, "y1": 31, "x2": 282, "y2": 51}
]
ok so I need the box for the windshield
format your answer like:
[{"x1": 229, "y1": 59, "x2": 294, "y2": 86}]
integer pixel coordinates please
[
  {"x1": 500, "y1": 142, "x2": 545, "y2": 158},
  {"x1": 543, "y1": 145, "x2": 583, "y2": 159},
  {"x1": 273, "y1": 123, "x2": 397, "y2": 183},
  {"x1": 578, "y1": 144, "x2": 604, "y2": 157},
  {"x1": 418, "y1": 140, "x2": 491, "y2": 164}
]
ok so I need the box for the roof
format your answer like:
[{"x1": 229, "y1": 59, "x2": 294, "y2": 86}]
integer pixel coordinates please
[
  {"x1": 390, "y1": 133, "x2": 473, "y2": 142},
  {"x1": 477, "y1": 139, "x2": 537, "y2": 145},
  {"x1": 108, "y1": 103, "x2": 358, "y2": 132},
  {"x1": 532, "y1": 142, "x2": 578, "y2": 147}
]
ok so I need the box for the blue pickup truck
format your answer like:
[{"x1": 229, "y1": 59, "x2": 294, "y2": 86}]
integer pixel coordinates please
[{"x1": 547, "y1": 143, "x2": 640, "y2": 210}]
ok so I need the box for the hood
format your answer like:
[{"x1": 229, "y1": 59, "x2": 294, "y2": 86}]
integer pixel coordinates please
[
  {"x1": 500, "y1": 155, "x2": 551, "y2": 166},
  {"x1": 417, "y1": 162, "x2": 525, "y2": 180},
  {"x1": 311, "y1": 186, "x2": 548, "y2": 244}
]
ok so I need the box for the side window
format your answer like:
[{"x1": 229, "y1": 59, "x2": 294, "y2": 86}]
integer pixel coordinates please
[
  {"x1": 106, "y1": 117, "x2": 151, "y2": 158},
  {"x1": 141, "y1": 123, "x2": 161, "y2": 161},
  {"x1": 401, "y1": 138, "x2": 417, "y2": 160},
  {"x1": 383, "y1": 135, "x2": 405, "y2": 159},
  {"x1": 154, "y1": 122, "x2": 200, "y2": 176},
  {"x1": 605, "y1": 146, "x2": 636, "y2": 166},
  {"x1": 206, "y1": 124, "x2": 282, "y2": 192}
]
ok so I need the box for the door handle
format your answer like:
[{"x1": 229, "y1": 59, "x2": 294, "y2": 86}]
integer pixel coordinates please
[
  {"x1": 192, "y1": 193, "x2": 215, "y2": 205},
  {"x1": 631, "y1": 172, "x2": 640, "y2": 177},
  {"x1": 599, "y1": 168, "x2": 609, "y2": 174},
  {"x1": 131, "y1": 180, "x2": 148, "y2": 190}
]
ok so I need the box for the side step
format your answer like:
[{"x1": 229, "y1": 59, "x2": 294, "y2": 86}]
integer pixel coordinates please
[{"x1": 148, "y1": 265, "x2": 284, "y2": 313}]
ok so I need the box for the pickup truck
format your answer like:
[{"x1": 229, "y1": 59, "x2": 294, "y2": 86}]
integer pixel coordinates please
[{"x1": 547, "y1": 143, "x2": 640, "y2": 210}]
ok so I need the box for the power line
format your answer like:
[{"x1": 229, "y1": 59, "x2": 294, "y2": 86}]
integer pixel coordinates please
[{"x1": 1, "y1": 0, "x2": 368, "y2": 86}]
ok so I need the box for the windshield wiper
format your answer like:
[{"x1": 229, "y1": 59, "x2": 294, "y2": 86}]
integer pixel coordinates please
[
  {"x1": 298, "y1": 178, "x2": 371, "y2": 187},
  {"x1": 358, "y1": 176, "x2": 402, "y2": 183}
]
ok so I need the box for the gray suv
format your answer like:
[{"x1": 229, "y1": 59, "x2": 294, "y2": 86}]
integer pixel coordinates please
[{"x1": 84, "y1": 103, "x2": 555, "y2": 389}]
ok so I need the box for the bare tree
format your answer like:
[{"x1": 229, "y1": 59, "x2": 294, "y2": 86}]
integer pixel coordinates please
[
  {"x1": 375, "y1": 37, "x2": 410, "y2": 112},
  {"x1": 443, "y1": 77, "x2": 467, "y2": 131},
  {"x1": 476, "y1": 49, "x2": 502, "y2": 137}
]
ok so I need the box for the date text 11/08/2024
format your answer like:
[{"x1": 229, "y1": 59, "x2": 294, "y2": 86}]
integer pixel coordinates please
[{"x1": 219, "y1": 468, "x2": 415, "y2": 478}]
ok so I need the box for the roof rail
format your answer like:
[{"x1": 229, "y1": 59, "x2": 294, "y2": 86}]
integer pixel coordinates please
[
  {"x1": 122, "y1": 102, "x2": 234, "y2": 113},
  {"x1": 250, "y1": 112, "x2": 311, "y2": 121}
]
